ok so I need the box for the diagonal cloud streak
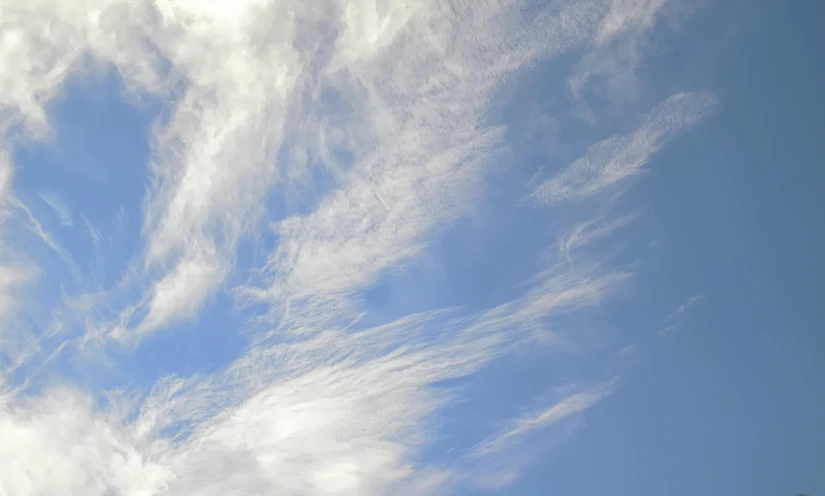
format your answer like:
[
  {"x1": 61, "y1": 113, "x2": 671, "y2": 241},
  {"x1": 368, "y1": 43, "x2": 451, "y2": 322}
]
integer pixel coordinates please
[{"x1": 531, "y1": 91, "x2": 719, "y2": 205}]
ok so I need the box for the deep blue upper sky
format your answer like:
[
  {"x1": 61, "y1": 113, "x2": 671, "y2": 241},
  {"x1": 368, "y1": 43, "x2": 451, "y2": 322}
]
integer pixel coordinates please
[{"x1": 512, "y1": 2, "x2": 825, "y2": 494}]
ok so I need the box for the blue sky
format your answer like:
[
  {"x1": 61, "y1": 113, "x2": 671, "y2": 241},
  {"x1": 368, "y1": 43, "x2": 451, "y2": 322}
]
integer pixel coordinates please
[{"x1": 1, "y1": 0, "x2": 823, "y2": 495}]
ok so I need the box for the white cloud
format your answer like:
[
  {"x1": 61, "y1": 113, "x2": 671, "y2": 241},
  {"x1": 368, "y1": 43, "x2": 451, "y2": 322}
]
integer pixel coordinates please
[
  {"x1": 531, "y1": 91, "x2": 719, "y2": 205},
  {"x1": 0, "y1": 387, "x2": 171, "y2": 496},
  {"x1": 658, "y1": 325, "x2": 677, "y2": 337},
  {"x1": 248, "y1": 0, "x2": 607, "y2": 317},
  {"x1": 468, "y1": 384, "x2": 614, "y2": 460},
  {"x1": 0, "y1": 263, "x2": 36, "y2": 334},
  {"x1": 667, "y1": 293, "x2": 704, "y2": 321},
  {"x1": 0, "y1": 153, "x2": 11, "y2": 208},
  {"x1": 1, "y1": 269, "x2": 622, "y2": 495},
  {"x1": 0, "y1": 0, "x2": 621, "y2": 340},
  {"x1": 657, "y1": 294, "x2": 704, "y2": 337},
  {"x1": 0, "y1": 0, "x2": 719, "y2": 494},
  {"x1": 38, "y1": 190, "x2": 74, "y2": 228},
  {"x1": 557, "y1": 213, "x2": 639, "y2": 262},
  {"x1": 0, "y1": 157, "x2": 43, "y2": 354},
  {"x1": 143, "y1": 252, "x2": 628, "y2": 493},
  {"x1": 0, "y1": 0, "x2": 164, "y2": 141},
  {"x1": 107, "y1": 0, "x2": 600, "y2": 337},
  {"x1": 135, "y1": 252, "x2": 225, "y2": 338},
  {"x1": 569, "y1": 0, "x2": 698, "y2": 108},
  {"x1": 616, "y1": 344, "x2": 637, "y2": 356}
]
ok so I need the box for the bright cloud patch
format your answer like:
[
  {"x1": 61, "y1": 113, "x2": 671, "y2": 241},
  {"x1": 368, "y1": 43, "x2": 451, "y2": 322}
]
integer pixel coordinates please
[{"x1": 0, "y1": 0, "x2": 718, "y2": 494}]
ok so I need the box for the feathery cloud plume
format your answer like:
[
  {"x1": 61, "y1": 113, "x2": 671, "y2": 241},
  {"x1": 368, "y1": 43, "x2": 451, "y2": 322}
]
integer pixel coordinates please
[{"x1": 531, "y1": 91, "x2": 718, "y2": 205}]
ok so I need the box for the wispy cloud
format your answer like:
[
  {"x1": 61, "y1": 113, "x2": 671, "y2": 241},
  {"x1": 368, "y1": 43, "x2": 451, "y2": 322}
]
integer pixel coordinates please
[
  {"x1": 469, "y1": 383, "x2": 615, "y2": 460},
  {"x1": 0, "y1": 263, "x2": 37, "y2": 332},
  {"x1": 557, "y1": 213, "x2": 639, "y2": 262},
  {"x1": 246, "y1": 0, "x2": 607, "y2": 317},
  {"x1": 38, "y1": 190, "x2": 73, "y2": 228},
  {"x1": 0, "y1": 0, "x2": 717, "y2": 494},
  {"x1": 658, "y1": 325, "x2": 677, "y2": 337},
  {"x1": 616, "y1": 344, "x2": 638, "y2": 357},
  {"x1": 1, "y1": 277, "x2": 620, "y2": 494},
  {"x1": 115, "y1": 0, "x2": 604, "y2": 338},
  {"x1": 570, "y1": 0, "x2": 664, "y2": 108},
  {"x1": 0, "y1": 159, "x2": 46, "y2": 348},
  {"x1": 667, "y1": 293, "x2": 705, "y2": 321},
  {"x1": 659, "y1": 294, "x2": 705, "y2": 336},
  {"x1": 569, "y1": 0, "x2": 702, "y2": 111},
  {"x1": 531, "y1": 91, "x2": 719, "y2": 205}
]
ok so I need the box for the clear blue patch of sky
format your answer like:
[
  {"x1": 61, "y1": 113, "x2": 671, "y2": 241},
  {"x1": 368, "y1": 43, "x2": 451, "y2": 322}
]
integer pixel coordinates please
[{"x1": 12, "y1": 69, "x2": 159, "y2": 290}]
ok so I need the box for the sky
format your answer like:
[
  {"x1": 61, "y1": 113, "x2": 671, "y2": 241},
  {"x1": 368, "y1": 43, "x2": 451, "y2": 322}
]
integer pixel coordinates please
[{"x1": 0, "y1": 0, "x2": 823, "y2": 495}]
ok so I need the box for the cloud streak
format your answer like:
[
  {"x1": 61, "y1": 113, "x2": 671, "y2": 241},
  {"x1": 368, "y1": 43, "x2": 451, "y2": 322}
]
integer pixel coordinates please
[
  {"x1": 658, "y1": 294, "x2": 705, "y2": 337},
  {"x1": 469, "y1": 384, "x2": 614, "y2": 461},
  {"x1": 39, "y1": 190, "x2": 73, "y2": 228},
  {"x1": 569, "y1": 0, "x2": 703, "y2": 110},
  {"x1": 531, "y1": 91, "x2": 719, "y2": 205},
  {"x1": 667, "y1": 294, "x2": 705, "y2": 320}
]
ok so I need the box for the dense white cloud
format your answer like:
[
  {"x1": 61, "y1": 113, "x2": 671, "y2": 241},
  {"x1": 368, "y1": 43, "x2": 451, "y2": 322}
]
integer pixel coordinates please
[
  {"x1": 0, "y1": 0, "x2": 717, "y2": 494},
  {"x1": 0, "y1": 387, "x2": 171, "y2": 495}
]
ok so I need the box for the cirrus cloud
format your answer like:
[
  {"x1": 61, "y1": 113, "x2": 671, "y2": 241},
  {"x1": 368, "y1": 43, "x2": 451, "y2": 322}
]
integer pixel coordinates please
[{"x1": 0, "y1": 0, "x2": 717, "y2": 494}]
